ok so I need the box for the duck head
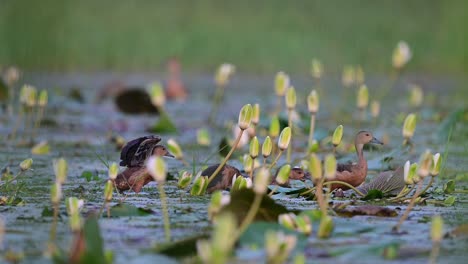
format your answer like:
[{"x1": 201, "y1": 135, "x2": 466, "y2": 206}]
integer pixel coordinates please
[
  {"x1": 355, "y1": 131, "x2": 383, "y2": 148},
  {"x1": 151, "y1": 145, "x2": 175, "y2": 158}
]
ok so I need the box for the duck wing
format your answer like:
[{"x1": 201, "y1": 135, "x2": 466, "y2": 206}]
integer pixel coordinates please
[
  {"x1": 337, "y1": 162, "x2": 354, "y2": 173},
  {"x1": 119, "y1": 135, "x2": 161, "y2": 167},
  {"x1": 129, "y1": 137, "x2": 162, "y2": 167}
]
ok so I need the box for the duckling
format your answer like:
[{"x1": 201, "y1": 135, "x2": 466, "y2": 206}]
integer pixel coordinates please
[
  {"x1": 115, "y1": 136, "x2": 174, "y2": 193},
  {"x1": 271, "y1": 167, "x2": 311, "y2": 187},
  {"x1": 327, "y1": 131, "x2": 383, "y2": 190},
  {"x1": 202, "y1": 164, "x2": 243, "y2": 194}
]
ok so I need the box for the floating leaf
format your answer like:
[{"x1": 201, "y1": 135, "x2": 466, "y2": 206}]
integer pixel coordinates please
[
  {"x1": 443, "y1": 196, "x2": 456, "y2": 206},
  {"x1": 361, "y1": 190, "x2": 384, "y2": 201},
  {"x1": 148, "y1": 113, "x2": 177, "y2": 133},
  {"x1": 75, "y1": 216, "x2": 107, "y2": 264},
  {"x1": 443, "y1": 180, "x2": 455, "y2": 194},
  {"x1": 114, "y1": 89, "x2": 158, "y2": 114},
  {"x1": 108, "y1": 204, "x2": 154, "y2": 217},
  {"x1": 81, "y1": 170, "x2": 99, "y2": 182},
  {"x1": 154, "y1": 234, "x2": 209, "y2": 258}
]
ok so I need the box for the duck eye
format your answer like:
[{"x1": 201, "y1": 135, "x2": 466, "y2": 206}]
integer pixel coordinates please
[{"x1": 366, "y1": 133, "x2": 369, "y2": 136}]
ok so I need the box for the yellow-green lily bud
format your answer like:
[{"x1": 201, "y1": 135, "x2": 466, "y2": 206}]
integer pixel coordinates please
[
  {"x1": 147, "y1": 156, "x2": 166, "y2": 183},
  {"x1": 108, "y1": 162, "x2": 119, "y2": 180},
  {"x1": 404, "y1": 161, "x2": 418, "y2": 185},
  {"x1": 19, "y1": 158, "x2": 33, "y2": 171},
  {"x1": 50, "y1": 182, "x2": 62, "y2": 204},
  {"x1": 196, "y1": 240, "x2": 212, "y2": 263},
  {"x1": 4, "y1": 66, "x2": 20, "y2": 85},
  {"x1": 262, "y1": 136, "x2": 272, "y2": 158},
  {"x1": 252, "y1": 103, "x2": 260, "y2": 125},
  {"x1": 324, "y1": 154, "x2": 337, "y2": 180},
  {"x1": 307, "y1": 90, "x2": 319, "y2": 114},
  {"x1": 276, "y1": 164, "x2": 291, "y2": 185},
  {"x1": 31, "y1": 141, "x2": 50, "y2": 155},
  {"x1": 254, "y1": 167, "x2": 270, "y2": 194},
  {"x1": 418, "y1": 150, "x2": 433, "y2": 178},
  {"x1": 277, "y1": 127, "x2": 291, "y2": 151},
  {"x1": 431, "y1": 153, "x2": 441, "y2": 176},
  {"x1": 238, "y1": 104, "x2": 253, "y2": 130},
  {"x1": 167, "y1": 138, "x2": 184, "y2": 160},
  {"x1": 295, "y1": 215, "x2": 312, "y2": 235},
  {"x1": 177, "y1": 171, "x2": 192, "y2": 189},
  {"x1": 309, "y1": 139, "x2": 320, "y2": 153},
  {"x1": 371, "y1": 100, "x2": 380, "y2": 118},
  {"x1": 285, "y1": 86, "x2": 297, "y2": 110},
  {"x1": 197, "y1": 128, "x2": 211, "y2": 146},
  {"x1": 269, "y1": 116, "x2": 280, "y2": 138},
  {"x1": 392, "y1": 41, "x2": 412, "y2": 69},
  {"x1": 208, "y1": 191, "x2": 231, "y2": 220},
  {"x1": 148, "y1": 81, "x2": 165, "y2": 108},
  {"x1": 215, "y1": 63, "x2": 235, "y2": 87},
  {"x1": 278, "y1": 213, "x2": 296, "y2": 230},
  {"x1": 402, "y1": 113, "x2": 417, "y2": 140},
  {"x1": 317, "y1": 215, "x2": 334, "y2": 238},
  {"x1": 332, "y1": 125, "x2": 343, "y2": 147},
  {"x1": 309, "y1": 153, "x2": 322, "y2": 181},
  {"x1": 355, "y1": 65, "x2": 365, "y2": 85},
  {"x1": 104, "y1": 180, "x2": 113, "y2": 201},
  {"x1": 357, "y1": 85, "x2": 369, "y2": 109},
  {"x1": 265, "y1": 231, "x2": 297, "y2": 264},
  {"x1": 66, "y1": 197, "x2": 84, "y2": 232},
  {"x1": 53, "y1": 158, "x2": 68, "y2": 184},
  {"x1": 243, "y1": 155, "x2": 254, "y2": 173},
  {"x1": 342, "y1": 65, "x2": 355, "y2": 87},
  {"x1": 409, "y1": 84, "x2": 423, "y2": 107},
  {"x1": 212, "y1": 213, "x2": 237, "y2": 256},
  {"x1": 38, "y1": 90, "x2": 48, "y2": 107},
  {"x1": 249, "y1": 136, "x2": 259, "y2": 159},
  {"x1": 191, "y1": 176, "x2": 208, "y2": 196},
  {"x1": 275, "y1": 72, "x2": 290, "y2": 96},
  {"x1": 431, "y1": 215, "x2": 444, "y2": 243},
  {"x1": 310, "y1": 58, "x2": 323, "y2": 79}
]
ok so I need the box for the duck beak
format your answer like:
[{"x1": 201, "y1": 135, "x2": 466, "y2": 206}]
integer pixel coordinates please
[
  {"x1": 370, "y1": 137, "x2": 384, "y2": 145},
  {"x1": 165, "y1": 152, "x2": 175, "y2": 158}
]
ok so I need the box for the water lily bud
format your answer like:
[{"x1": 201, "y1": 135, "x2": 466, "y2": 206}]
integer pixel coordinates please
[
  {"x1": 431, "y1": 153, "x2": 441, "y2": 176},
  {"x1": 317, "y1": 215, "x2": 334, "y2": 238},
  {"x1": 248, "y1": 136, "x2": 260, "y2": 159},
  {"x1": 262, "y1": 136, "x2": 272, "y2": 158},
  {"x1": 285, "y1": 86, "x2": 297, "y2": 110},
  {"x1": 342, "y1": 65, "x2": 355, "y2": 87},
  {"x1": 53, "y1": 158, "x2": 68, "y2": 184},
  {"x1": 66, "y1": 197, "x2": 84, "y2": 216},
  {"x1": 4, "y1": 66, "x2": 20, "y2": 85},
  {"x1": 404, "y1": 161, "x2": 414, "y2": 185},
  {"x1": 31, "y1": 141, "x2": 50, "y2": 155},
  {"x1": 232, "y1": 175, "x2": 249, "y2": 191},
  {"x1": 212, "y1": 213, "x2": 237, "y2": 257},
  {"x1": 238, "y1": 104, "x2": 253, "y2": 130},
  {"x1": 38, "y1": 90, "x2": 48, "y2": 107},
  {"x1": 409, "y1": 84, "x2": 423, "y2": 107},
  {"x1": 177, "y1": 171, "x2": 193, "y2": 189},
  {"x1": 392, "y1": 41, "x2": 412, "y2": 69},
  {"x1": 108, "y1": 162, "x2": 119, "y2": 180},
  {"x1": 293, "y1": 254, "x2": 306, "y2": 264},
  {"x1": 254, "y1": 167, "x2": 270, "y2": 194},
  {"x1": 167, "y1": 138, "x2": 184, "y2": 160},
  {"x1": 278, "y1": 213, "x2": 296, "y2": 230},
  {"x1": 148, "y1": 81, "x2": 165, "y2": 108},
  {"x1": 295, "y1": 215, "x2": 312, "y2": 235},
  {"x1": 309, "y1": 139, "x2": 320, "y2": 153},
  {"x1": 191, "y1": 176, "x2": 208, "y2": 196},
  {"x1": 269, "y1": 116, "x2": 280, "y2": 138},
  {"x1": 355, "y1": 65, "x2": 365, "y2": 85},
  {"x1": 418, "y1": 150, "x2": 433, "y2": 178},
  {"x1": 24, "y1": 85, "x2": 37, "y2": 107},
  {"x1": 215, "y1": 63, "x2": 235, "y2": 87},
  {"x1": 324, "y1": 154, "x2": 337, "y2": 180},
  {"x1": 307, "y1": 90, "x2": 319, "y2": 114},
  {"x1": 357, "y1": 85, "x2": 369, "y2": 109},
  {"x1": 252, "y1": 103, "x2": 260, "y2": 125},
  {"x1": 371, "y1": 100, "x2": 380, "y2": 118},
  {"x1": 19, "y1": 158, "x2": 33, "y2": 171},
  {"x1": 275, "y1": 72, "x2": 290, "y2": 96},
  {"x1": 276, "y1": 164, "x2": 291, "y2": 185},
  {"x1": 147, "y1": 156, "x2": 166, "y2": 183},
  {"x1": 309, "y1": 153, "x2": 322, "y2": 181},
  {"x1": 243, "y1": 155, "x2": 254, "y2": 173},
  {"x1": 332, "y1": 125, "x2": 344, "y2": 147},
  {"x1": 19, "y1": 84, "x2": 33, "y2": 105},
  {"x1": 431, "y1": 215, "x2": 444, "y2": 243},
  {"x1": 311, "y1": 59, "x2": 323, "y2": 79},
  {"x1": 265, "y1": 231, "x2": 297, "y2": 264},
  {"x1": 197, "y1": 128, "x2": 211, "y2": 146},
  {"x1": 208, "y1": 191, "x2": 231, "y2": 220},
  {"x1": 104, "y1": 180, "x2": 113, "y2": 201},
  {"x1": 277, "y1": 127, "x2": 291, "y2": 151},
  {"x1": 50, "y1": 182, "x2": 62, "y2": 204},
  {"x1": 402, "y1": 113, "x2": 417, "y2": 140}
]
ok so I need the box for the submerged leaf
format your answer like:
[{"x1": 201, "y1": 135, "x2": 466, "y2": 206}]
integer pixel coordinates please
[{"x1": 362, "y1": 190, "x2": 384, "y2": 200}]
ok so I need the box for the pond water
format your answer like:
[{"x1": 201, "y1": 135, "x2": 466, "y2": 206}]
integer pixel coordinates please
[{"x1": 1, "y1": 72, "x2": 467, "y2": 263}]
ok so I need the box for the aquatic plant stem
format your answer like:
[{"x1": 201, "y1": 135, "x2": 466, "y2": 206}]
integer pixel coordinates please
[
  {"x1": 268, "y1": 150, "x2": 284, "y2": 170},
  {"x1": 236, "y1": 193, "x2": 262, "y2": 239},
  {"x1": 209, "y1": 84, "x2": 224, "y2": 124},
  {"x1": 286, "y1": 110, "x2": 293, "y2": 163},
  {"x1": 429, "y1": 240, "x2": 441, "y2": 264},
  {"x1": 249, "y1": 158, "x2": 255, "y2": 179},
  {"x1": 49, "y1": 202, "x2": 59, "y2": 242},
  {"x1": 420, "y1": 176, "x2": 435, "y2": 195},
  {"x1": 158, "y1": 183, "x2": 171, "y2": 242},
  {"x1": 308, "y1": 114, "x2": 316, "y2": 152},
  {"x1": 322, "y1": 180, "x2": 366, "y2": 197},
  {"x1": 32, "y1": 106, "x2": 45, "y2": 140},
  {"x1": 315, "y1": 179, "x2": 328, "y2": 216},
  {"x1": 388, "y1": 186, "x2": 412, "y2": 202},
  {"x1": 207, "y1": 128, "x2": 244, "y2": 185},
  {"x1": 393, "y1": 179, "x2": 424, "y2": 232}
]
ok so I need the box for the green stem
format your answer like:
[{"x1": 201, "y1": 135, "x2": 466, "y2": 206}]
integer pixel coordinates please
[
  {"x1": 429, "y1": 241, "x2": 441, "y2": 264},
  {"x1": 268, "y1": 185, "x2": 279, "y2": 196},
  {"x1": 236, "y1": 193, "x2": 263, "y2": 239},
  {"x1": 388, "y1": 186, "x2": 412, "y2": 202},
  {"x1": 420, "y1": 176, "x2": 435, "y2": 195},
  {"x1": 209, "y1": 84, "x2": 224, "y2": 124},
  {"x1": 308, "y1": 114, "x2": 316, "y2": 153},
  {"x1": 32, "y1": 106, "x2": 44, "y2": 141},
  {"x1": 315, "y1": 178, "x2": 328, "y2": 216},
  {"x1": 49, "y1": 202, "x2": 59, "y2": 242},
  {"x1": 207, "y1": 129, "x2": 244, "y2": 185},
  {"x1": 322, "y1": 180, "x2": 366, "y2": 197},
  {"x1": 393, "y1": 180, "x2": 424, "y2": 232},
  {"x1": 249, "y1": 158, "x2": 255, "y2": 179},
  {"x1": 268, "y1": 150, "x2": 284, "y2": 170},
  {"x1": 158, "y1": 182, "x2": 171, "y2": 242},
  {"x1": 286, "y1": 110, "x2": 293, "y2": 163}
]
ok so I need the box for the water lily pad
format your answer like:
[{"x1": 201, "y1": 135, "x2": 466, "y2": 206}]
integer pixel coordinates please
[
  {"x1": 154, "y1": 233, "x2": 209, "y2": 258},
  {"x1": 73, "y1": 216, "x2": 108, "y2": 264},
  {"x1": 443, "y1": 196, "x2": 456, "y2": 206},
  {"x1": 362, "y1": 190, "x2": 384, "y2": 201},
  {"x1": 148, "y1": 113, "x2": 177, "y2": 133},
  {"x1": 108, "y1": 204, "x2": 155, "y2": 217},
  {"x1": 443, "y1": 180, "x2": 455, "y2": 194},
  {"x1": 81, "y1": 170, "x2": 100, "y2": 182}
]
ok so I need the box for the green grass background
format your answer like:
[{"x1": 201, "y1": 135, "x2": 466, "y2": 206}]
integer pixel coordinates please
[{"x1": 0, "y1": 0, "x2": 466, "y2": 74}]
